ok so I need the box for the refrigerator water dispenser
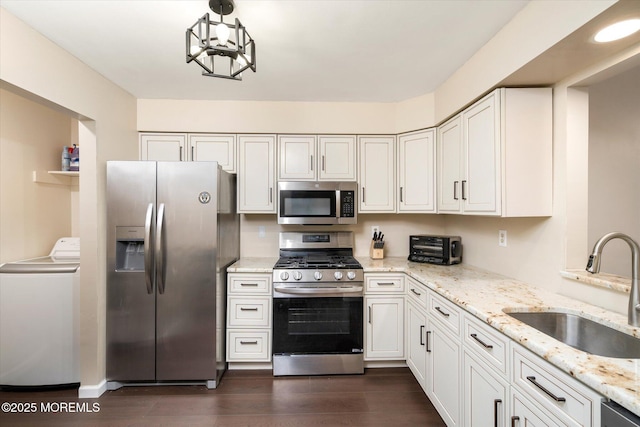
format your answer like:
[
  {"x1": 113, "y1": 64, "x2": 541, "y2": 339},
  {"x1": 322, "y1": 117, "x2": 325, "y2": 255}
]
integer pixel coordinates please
[{"x1": 115, "y1": 226, "x2": 145, "y2": 271}]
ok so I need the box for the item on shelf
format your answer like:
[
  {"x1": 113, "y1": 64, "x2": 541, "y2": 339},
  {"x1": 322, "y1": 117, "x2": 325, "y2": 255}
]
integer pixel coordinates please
[
  {"x1": 370, "y1": 231, "x2": 384, "y2": 259},
  {"x1": 61, "y1": 146, "x2": 71, "y2": 171},
  {"x1": 69, "y1": 144, "x2": 79, "y2": 171}
]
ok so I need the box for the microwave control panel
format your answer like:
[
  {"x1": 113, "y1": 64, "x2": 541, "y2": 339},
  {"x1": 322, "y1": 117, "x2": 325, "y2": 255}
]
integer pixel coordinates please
[{"x1": 340, "y1": 191, "x2": 355, "y2": 218}]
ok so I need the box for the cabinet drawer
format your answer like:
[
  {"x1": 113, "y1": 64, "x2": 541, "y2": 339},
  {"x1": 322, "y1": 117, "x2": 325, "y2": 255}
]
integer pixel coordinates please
[
  {"x1": 513, "y1": 346, "x2": 599, "y2": 426},
  {"x1": 365, "y1": 274, "x2": 405, "y2": 293},
  {"x1": 463, "y1": 314, "x2": 508, "y2": 376},
  {"x1": 229, "y1": 274, "x2": 271, "y2": 295},
  {"x1": 227, "y1": 330, "x2": 271, "y2": 361},
  {"x1": 428, "y1": 292, "x2": 460, "y2": 334},
  {"x1": 228, "y1": 297, "x2": 271, "y2": 327},
  {"x1": 406, "y1": 277, "x2": 428, "y2": 309}
]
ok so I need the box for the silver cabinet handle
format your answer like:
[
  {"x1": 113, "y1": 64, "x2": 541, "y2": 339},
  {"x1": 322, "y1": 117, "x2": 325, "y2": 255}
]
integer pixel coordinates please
[
  {"x1": 179, "y1": 146, "x2": 183, "y2": 161},
  {"x1": 420, "y1": 325, "x2": 425, "y2": 346},
  {"x1": 526, "y1": 376, "x2": 566, "y2": 402},
  {"x1": 410, "y1": 288, "x2": 422, "y2": 296},
  {"x1": 240, "y1": 307, "x2": 259, "y2": 311},
  {"x1": 368, "y1": 305, "x2": 372, "y2": 324},
  {"x1": 269, "y1": 187, "x2": 273, "y2": 204},
  {"x1": 240, "y1": 283, "x2": 259, "y2": 287},
  {"x1": 322, "y1": 155, "x2": 325, "y2": 171},
  {"x1": 494, "y1": 399, "x2": 502, "y2": 427},
  {"x1": 155, "y1": 203, "x2": 166, "y2": 295},
  {"x1": 143, "y1": 203, "x2": 154, "y2": 295},
  {"x1": 376, "y1": 282, "x2": 396, "y2": 286},
  {"x1": 425, "y1": 330, "x2": 431, "y2": 352},
  {"x1": 191, "y1": 145, "x2": 195, "y2": 161},
  {"x1": 362, "y1": 187, "x2": 365, "y2": 203},
  {"x1": 511, "y1": 416, "x2": 519, "y2": 427},
  {"x1": 400, "y1": 187, "x2": 403, "y2": 202},
  {"x1": 453, "y1": 181, "x2": 459, "y2": 200},
  {"x1": 435, "y1": 306, "x2": 450, "y2": 317},
  {"x1": 462, "y1": 180, "x2": 467, "y2": 200},
  {"x1": 470, "y1": 333, "x2": 493, "y2": 349},
  {"x1": 240, "y1": 340, "x2": 258, "y2": 345},
  {"x1": 310, "y1": 155, "x2": 314, "y2": 171}
]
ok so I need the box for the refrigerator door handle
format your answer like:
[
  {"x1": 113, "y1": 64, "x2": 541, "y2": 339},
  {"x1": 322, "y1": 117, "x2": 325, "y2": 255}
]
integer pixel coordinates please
[
  {"x1": 156, "y1": 203, "x2": 166, "y2": 295},
  {"x1": 144, "y1": 203, "x2": 154, "y2": 294}
]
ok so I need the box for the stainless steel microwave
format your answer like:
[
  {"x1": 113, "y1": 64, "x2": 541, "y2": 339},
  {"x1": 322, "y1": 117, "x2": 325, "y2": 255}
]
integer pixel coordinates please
[{"x1": 277, "y1": 181, "x2": 357, "y2": 225}]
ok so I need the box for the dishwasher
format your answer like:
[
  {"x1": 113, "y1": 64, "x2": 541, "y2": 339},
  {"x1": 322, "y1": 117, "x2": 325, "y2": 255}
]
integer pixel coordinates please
[{"x1": 602, "y1": 401, "x2": 640, "y2": 427}]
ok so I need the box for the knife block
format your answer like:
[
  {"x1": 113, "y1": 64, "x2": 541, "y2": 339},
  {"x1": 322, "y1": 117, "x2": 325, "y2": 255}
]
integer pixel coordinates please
[{"x1": 369, "y1": 241, "x2": 384, "y2": 260}]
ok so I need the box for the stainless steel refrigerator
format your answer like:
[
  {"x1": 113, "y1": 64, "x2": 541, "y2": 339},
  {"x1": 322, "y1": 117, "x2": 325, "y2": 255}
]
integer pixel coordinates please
[{"x1": 106, "y1": 161, "x2": 239, "y2": 389}]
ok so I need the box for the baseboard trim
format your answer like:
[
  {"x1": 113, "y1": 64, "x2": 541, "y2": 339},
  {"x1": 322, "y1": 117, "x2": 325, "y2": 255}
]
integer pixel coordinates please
[{"x1": 78, "y1": 379, "x2": 107, "y2": 398}]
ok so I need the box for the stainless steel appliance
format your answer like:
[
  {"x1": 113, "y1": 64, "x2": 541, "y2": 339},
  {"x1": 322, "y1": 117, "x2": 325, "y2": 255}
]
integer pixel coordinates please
[
  {"x1": 408, "y1": 235, "x2": 462, "y2": 265},
  {"x1": 106, "y1": 161, "x2": 239, "y2": 389},
  {"x1": 272, "y1": 231, "x2": 364, "y2": 376},
  {"x1": 277, "y1": 181, "x2": 357, "y2": 225},
  {"x1": 602, "y1": 401, "x2": 640, "y2": 427}
]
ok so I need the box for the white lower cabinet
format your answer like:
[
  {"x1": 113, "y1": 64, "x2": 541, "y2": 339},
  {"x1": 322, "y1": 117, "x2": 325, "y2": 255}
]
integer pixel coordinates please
[
  {"x1": 226, "y1": 273, "x2": 272, "y2": 363},
  {"x1": 364, "y1": 273, "x2": 405, "y2": 360}
]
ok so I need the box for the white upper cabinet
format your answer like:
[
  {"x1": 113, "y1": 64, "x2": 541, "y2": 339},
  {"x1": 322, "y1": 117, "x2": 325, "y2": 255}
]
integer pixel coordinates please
[
  {"x1": 358, "y1": 135, "x2": 396, "y2": 212},
  {"x1": 139, "y1": 133, "x2": 186, "y2": 161},
  {"x1": 278, "y1": 134, "x2": 356, "y2": 181},
  {"x1": 398, "y1": 129, "x2": 436, "y2": 213},
  {"x1": 436, "y1": 87, "x2": 552, "y2": 217},
  {"x1": 277, "y1": 135, "x2": 316, "y2": 180},
  {"x1": 140, "y1": 133, "x2": 236, "y2": 172},
  {"x1": 238, "y1": 134, "x2": 276, "y2": 213},
  {"x1": 318, "y1": 135, "x2": 357, "y2": 181},
  {"x1": 188, "y1": 134, "x2": 236, "y2": 172}
]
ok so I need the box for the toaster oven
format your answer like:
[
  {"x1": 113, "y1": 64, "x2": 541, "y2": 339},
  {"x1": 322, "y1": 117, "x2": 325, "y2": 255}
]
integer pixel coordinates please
[{"x1": 408, "y1": 235, "x2": 462, "y2": 265}]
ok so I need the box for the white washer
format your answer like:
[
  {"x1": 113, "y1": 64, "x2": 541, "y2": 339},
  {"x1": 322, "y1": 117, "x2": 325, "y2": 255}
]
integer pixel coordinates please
[{"x1": 0, "y1": 237, "x2": 80, "y2": 388}]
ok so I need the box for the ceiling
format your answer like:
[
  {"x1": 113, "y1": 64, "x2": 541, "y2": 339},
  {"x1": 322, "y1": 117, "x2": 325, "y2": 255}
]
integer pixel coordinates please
[{"x1": 0, "y1": 0, "x2": 531, "y2": 103}]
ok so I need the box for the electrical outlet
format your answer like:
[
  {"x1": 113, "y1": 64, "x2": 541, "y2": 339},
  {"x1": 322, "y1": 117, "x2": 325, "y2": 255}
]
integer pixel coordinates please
[
  {"x1": 258, "y1": 226, "x2": 266, "y2": 238},
  {"x1": 371, "y1": 226, "x2": 380, "y2": 237},
  {"x1": 498, "y1": 230, "x2": 507, "y2": 247}
]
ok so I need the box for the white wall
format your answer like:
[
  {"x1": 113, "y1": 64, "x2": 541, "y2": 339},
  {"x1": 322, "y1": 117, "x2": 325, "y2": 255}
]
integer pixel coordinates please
[
  {"x1": 588, "y1": 66, "x2": 640, "y2": 277},
  {"x1": 0, "y1": 88, "x2": 76, "y2": 262},
  {"x1": 1, "y1": 7, "x2": 137, "y2": 393}
]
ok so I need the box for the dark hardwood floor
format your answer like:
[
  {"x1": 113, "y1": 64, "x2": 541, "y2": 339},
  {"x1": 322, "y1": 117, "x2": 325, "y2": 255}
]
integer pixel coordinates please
[{"x1": 0, "y1": 368, "x2": 446, "y2": 426}]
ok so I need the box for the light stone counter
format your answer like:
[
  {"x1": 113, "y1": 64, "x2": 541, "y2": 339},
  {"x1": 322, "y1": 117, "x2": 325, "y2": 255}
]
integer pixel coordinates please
[
  {"x1": 227, "y1": 257, "x2": 278, "y2": 273},
  {"x1": 227, "y1": 256, "x2": 640, "y2": 416}
]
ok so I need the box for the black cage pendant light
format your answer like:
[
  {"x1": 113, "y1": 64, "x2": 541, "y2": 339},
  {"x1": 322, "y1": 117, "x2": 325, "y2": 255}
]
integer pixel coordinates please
[{"x1": 186, "y1": 0, "x2": 256, "y2": 80}]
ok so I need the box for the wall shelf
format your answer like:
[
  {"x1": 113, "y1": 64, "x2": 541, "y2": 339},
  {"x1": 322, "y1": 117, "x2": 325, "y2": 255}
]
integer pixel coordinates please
[{"x1": 32, "y1": 170, "x2": 79, "y2": 185}]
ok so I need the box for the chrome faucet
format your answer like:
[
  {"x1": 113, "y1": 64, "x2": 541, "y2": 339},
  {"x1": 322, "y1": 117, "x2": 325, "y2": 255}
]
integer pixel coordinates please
[{"x1": 586, "y1": 232, "x2": 640, "y2": 327}]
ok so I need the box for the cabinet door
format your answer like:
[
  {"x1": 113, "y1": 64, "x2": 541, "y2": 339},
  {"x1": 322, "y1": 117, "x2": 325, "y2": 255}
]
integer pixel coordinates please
[
  {"x1": 463, "y1": 352, "x2": 508, "y2": 427},
  {"x1": 462, "y1": 91, "x2": 501, "y2": 214},
  {"x1": 358, "y1": 136, "x2": 396, "y2": 212},
  {"x1": 437, "y1": 116, "x2": 462, "y2": 213},
  {"x1": 318, "y1": 135, "x2": 357, "y2": 181},
  {"x1": 238, "y1": 134, "x2": 276, "y2": 213},
  {"x1": 427, "y1": 318, "x2": 461, "y2": 426},
  {"x1": 398, "y1": 129, "x2": 436, "y2": 212},
  {"x1": 365, "y1": 296, "x2": 404, "y2": 360},
  {"x1": 139, "y1": 133, "x2": 186, "y2": 161},
  {"x1": 188, "y1": 134, "x2": 236, "y2": 172},
  {"x1": 278, "y1": 135, "x2": 316, "y2": 180},
  {"x1": 511, "y1": 390, "x2": 562, "y2": 426},
  {"x1": 406, "y1": 301, "x2": 428, "y2": 388}
]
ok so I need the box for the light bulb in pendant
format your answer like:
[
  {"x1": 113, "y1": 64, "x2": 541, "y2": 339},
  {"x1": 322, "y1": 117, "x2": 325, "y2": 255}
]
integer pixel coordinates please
[{"x1": 216, "y1": 22, "x2": 230, "y2": 45}]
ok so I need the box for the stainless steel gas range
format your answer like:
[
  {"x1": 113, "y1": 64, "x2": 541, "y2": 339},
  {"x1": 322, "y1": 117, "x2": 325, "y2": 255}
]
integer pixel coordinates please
[{"x1": 272, "y1": 231, "x2": 364, "y2": 376}]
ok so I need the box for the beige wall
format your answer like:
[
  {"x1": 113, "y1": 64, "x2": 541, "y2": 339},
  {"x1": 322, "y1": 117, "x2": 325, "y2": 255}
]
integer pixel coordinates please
[
  {"x1": 0, "y1": 88, "x2": 76, "y2": 262},
  {"x1": 588, "y1": 66, "x2": 640, "y2": 277},
  {"x1": 1, "y1": 7, "x2": 137, "y2": 394}
]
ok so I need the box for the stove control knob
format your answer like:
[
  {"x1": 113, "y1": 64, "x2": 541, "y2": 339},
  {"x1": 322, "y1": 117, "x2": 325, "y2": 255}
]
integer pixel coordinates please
[
  {"x1": 347, "y1": 271, "x2": 357, "y2": 280},
  {"x1": 334, "y1": 271, "x2": 343, "y2": 280},
  {"x1": 279, "y1": 271, "x2": 290, "y2": 281},
  {"x1": 313, "y1": 271, "x2": 323, "y2": 281},
  {"x1": 293, "y1": 271, "x2": 303, "y2": 281}
]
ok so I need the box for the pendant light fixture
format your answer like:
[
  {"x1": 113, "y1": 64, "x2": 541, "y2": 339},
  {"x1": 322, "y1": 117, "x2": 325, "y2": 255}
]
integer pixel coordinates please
[{"x1": 186, "y1": 0, "x2": 256, "y2": 80}]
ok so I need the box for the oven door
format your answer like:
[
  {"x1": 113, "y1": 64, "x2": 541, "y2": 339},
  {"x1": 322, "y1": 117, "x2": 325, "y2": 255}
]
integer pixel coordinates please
[{"x1": 273, "y1": 296, "x2": 363, "y2": 355}]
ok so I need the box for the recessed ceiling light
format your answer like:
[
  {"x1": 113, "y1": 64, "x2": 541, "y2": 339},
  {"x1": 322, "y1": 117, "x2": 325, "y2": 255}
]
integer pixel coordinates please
[{"x1": 594, "y1": 18, "x2": 640, "y2": 43}]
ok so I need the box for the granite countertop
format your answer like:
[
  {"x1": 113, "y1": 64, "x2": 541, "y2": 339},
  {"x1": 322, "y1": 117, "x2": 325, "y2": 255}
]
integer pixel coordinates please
[{"x1": 227, "y1": 256, "x2": 640, "y2": 415}]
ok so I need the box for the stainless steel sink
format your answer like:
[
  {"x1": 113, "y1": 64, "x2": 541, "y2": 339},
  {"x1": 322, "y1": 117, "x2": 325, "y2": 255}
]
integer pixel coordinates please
[{"x1": 504, "y1": 310, "x2": 640, "y2": 359}]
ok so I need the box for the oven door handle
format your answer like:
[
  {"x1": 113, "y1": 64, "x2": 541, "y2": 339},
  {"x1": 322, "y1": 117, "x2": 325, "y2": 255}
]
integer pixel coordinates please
[{"x1": 274, "y1": 286, "x2": 364, "y2": 295}]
